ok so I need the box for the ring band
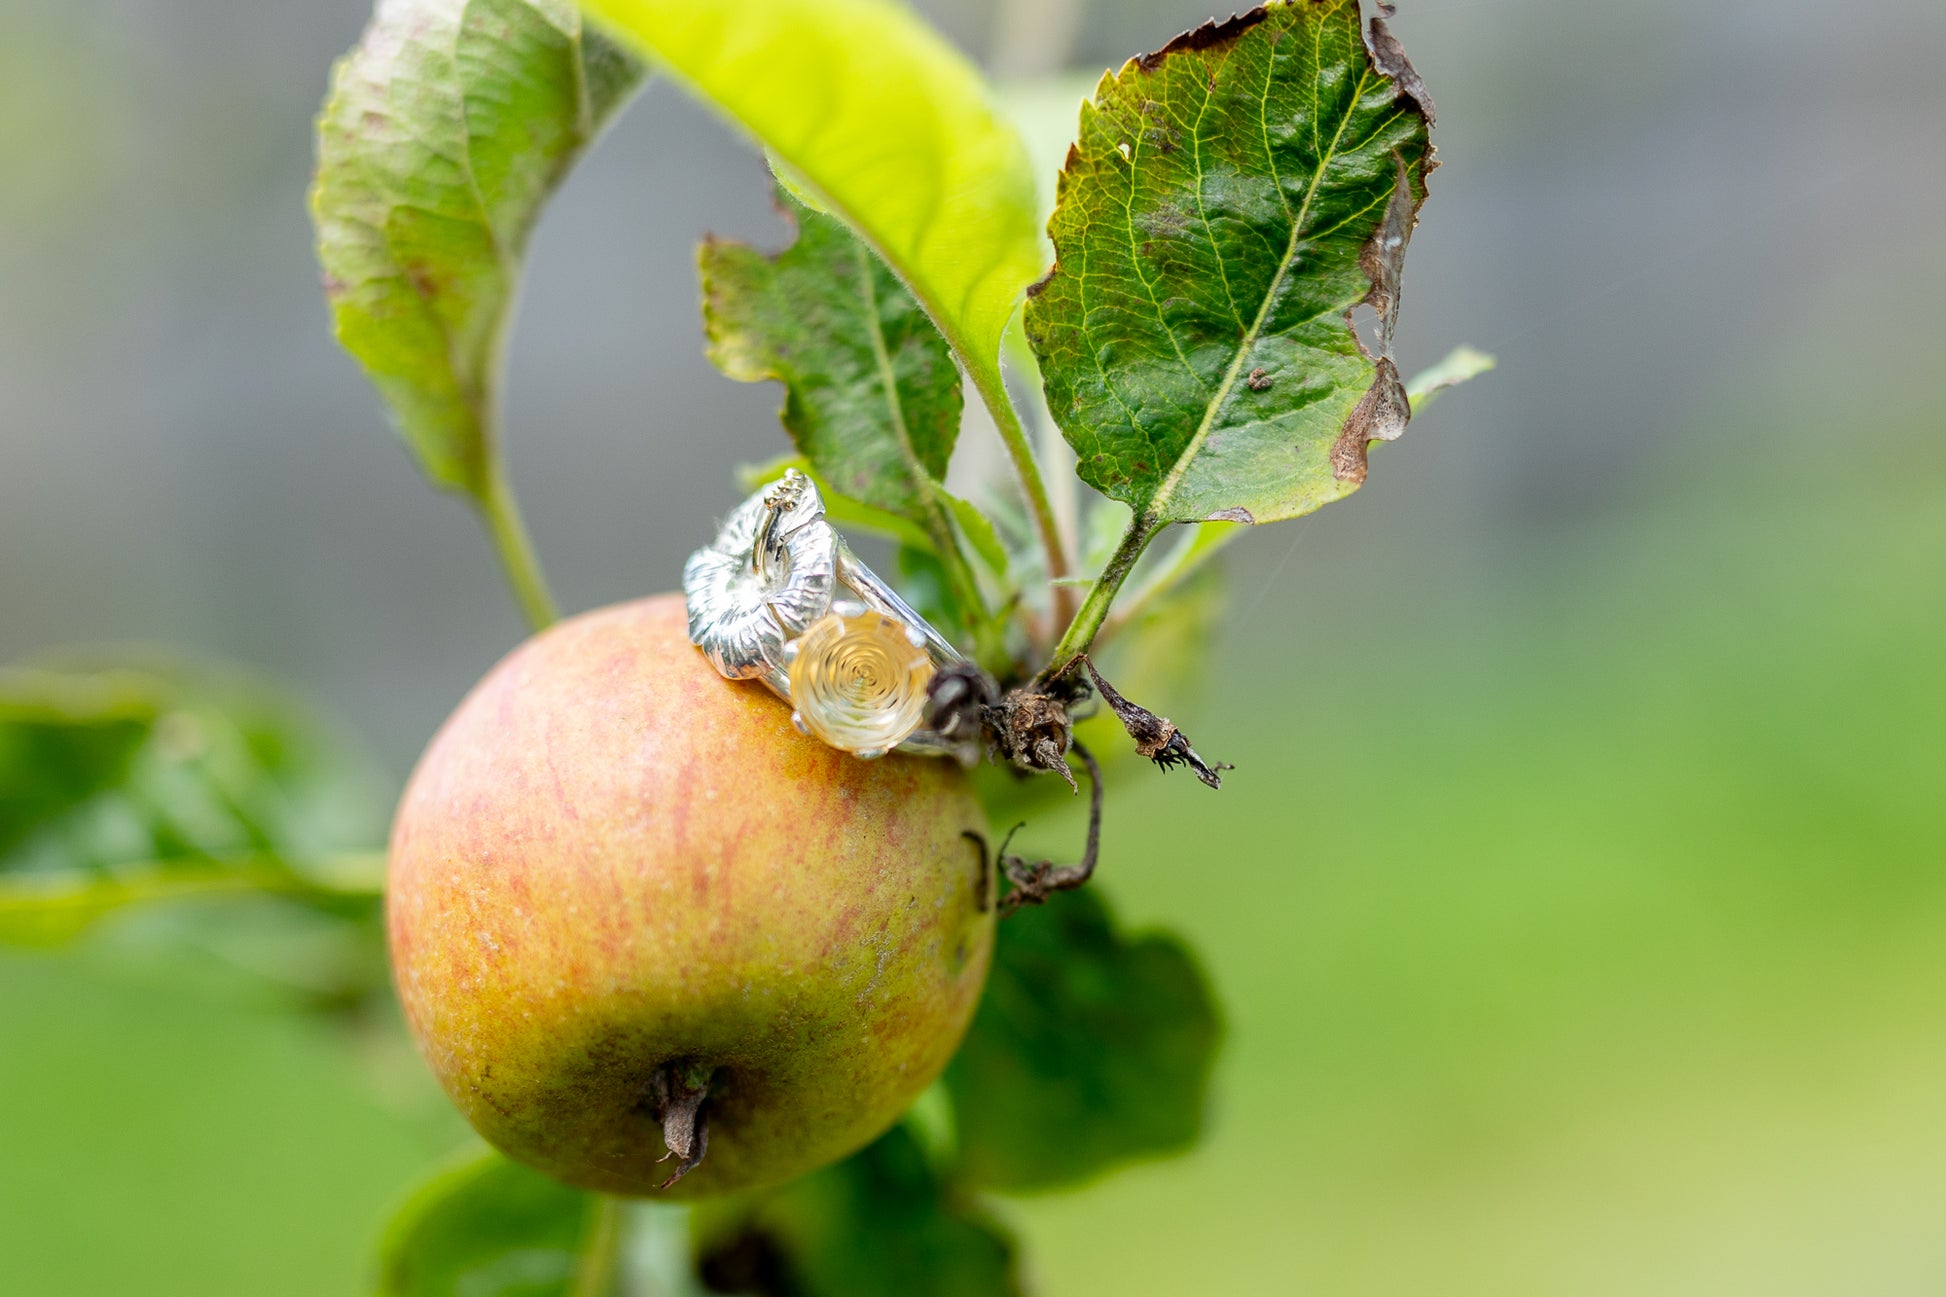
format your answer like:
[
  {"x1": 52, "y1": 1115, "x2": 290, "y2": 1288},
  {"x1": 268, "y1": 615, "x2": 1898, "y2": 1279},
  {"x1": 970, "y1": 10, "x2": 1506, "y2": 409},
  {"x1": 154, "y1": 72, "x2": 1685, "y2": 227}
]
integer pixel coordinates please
[{"x1": 683, "y1": 470, "x2": 967, "y2": 758}]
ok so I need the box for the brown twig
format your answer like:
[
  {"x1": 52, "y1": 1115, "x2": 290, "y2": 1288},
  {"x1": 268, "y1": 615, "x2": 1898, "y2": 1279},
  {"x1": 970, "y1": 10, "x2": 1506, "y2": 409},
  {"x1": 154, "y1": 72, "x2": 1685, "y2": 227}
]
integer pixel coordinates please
[{"x1": 993, "y1": 741, "x2": 1103, "y2": 914}]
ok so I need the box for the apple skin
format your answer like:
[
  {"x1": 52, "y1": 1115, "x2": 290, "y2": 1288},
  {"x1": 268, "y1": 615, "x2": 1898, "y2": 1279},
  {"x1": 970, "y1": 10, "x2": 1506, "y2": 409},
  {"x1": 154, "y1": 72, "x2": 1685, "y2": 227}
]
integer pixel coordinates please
[{"x1": 388, "y1": 594, "x2": 993, "y2": 1198}]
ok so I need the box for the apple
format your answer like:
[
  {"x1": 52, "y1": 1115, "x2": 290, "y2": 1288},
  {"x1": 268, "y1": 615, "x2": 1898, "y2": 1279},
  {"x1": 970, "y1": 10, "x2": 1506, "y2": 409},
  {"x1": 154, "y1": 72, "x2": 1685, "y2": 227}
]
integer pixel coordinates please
[{"x1": 387, "y1": 594, "x2": 993, "y2": 1197}]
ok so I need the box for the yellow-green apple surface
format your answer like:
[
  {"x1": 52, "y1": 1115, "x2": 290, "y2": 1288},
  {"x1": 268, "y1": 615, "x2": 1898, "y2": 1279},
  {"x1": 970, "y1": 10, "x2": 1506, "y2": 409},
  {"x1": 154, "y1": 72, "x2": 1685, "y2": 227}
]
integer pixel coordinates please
[{"x1": 388, "y1": 594, "x2": 993, "y2": 1197}]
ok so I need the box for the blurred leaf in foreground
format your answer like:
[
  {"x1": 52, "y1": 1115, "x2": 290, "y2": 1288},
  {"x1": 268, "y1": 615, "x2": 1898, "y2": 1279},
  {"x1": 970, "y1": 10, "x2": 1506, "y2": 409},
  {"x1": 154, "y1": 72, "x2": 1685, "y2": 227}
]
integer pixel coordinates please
[
  {"x1": 376, "y1": 1148, "x2": 618, "y2": 1297},
  {"x1": 947, "y1": 886, "x2": 1221, "y2": 1192},
  {"x1": 0, "y1": 656, "x2": 385, "y2": 946},
  {"x1": 692, "y1": 1126, "x2": 1020, "y2": 1297}
]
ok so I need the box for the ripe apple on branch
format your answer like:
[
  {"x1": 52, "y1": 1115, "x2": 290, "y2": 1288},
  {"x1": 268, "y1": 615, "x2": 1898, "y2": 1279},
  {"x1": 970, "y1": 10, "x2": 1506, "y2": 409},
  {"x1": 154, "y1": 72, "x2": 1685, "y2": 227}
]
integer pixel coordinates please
[{"x1": 306, "y1": 0, "x2": 1486, "y2": 1285}]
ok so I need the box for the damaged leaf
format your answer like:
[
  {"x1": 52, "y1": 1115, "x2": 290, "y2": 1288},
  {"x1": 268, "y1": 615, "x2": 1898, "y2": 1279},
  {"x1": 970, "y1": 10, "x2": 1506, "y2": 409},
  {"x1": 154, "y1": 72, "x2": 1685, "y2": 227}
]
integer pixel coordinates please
[
  {"x1": 376, "y1": 1148, "x2": 616, "y2": 1297},
  {"x1": 311, "y1": 0, "x2": 642, "y2": 496},
  {"x1": 947, "y1": 887, "x2": 1221, "y2": 1191},
  {"x1": 1024, "y1": 0, "x2": 1433, "y2": 527},
  {"x1": 580, "y1": 0, "x2": 1044, "y2": 424},
  {"x1": 691, "y1": 1126, "x2": 1021, "y2": 1297},
  {"x1": 703, "y1": 191, "x2": 964, "y2": 525}
]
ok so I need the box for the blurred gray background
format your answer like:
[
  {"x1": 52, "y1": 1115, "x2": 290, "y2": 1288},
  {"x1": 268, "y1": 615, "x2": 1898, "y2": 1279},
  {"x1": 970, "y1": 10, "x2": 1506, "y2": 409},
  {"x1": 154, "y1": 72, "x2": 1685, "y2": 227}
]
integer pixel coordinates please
[{"x1": 5, "y1": 1, "x2": 1946, "y2": 1294}]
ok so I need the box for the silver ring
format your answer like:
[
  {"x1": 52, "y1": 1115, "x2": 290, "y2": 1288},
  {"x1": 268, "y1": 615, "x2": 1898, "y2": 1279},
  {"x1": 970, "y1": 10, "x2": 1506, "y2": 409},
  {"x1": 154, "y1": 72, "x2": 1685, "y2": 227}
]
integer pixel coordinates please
[{"x1": 683, "y1": 470, "x2": 967, "y2": 759}]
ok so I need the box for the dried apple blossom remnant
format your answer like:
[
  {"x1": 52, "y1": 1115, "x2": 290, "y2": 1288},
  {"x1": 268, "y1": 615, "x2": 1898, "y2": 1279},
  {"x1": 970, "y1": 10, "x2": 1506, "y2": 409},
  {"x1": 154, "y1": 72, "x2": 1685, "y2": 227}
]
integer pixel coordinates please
[{"x1": 787, "y1": 606, "x2": 937, "y2": 758}]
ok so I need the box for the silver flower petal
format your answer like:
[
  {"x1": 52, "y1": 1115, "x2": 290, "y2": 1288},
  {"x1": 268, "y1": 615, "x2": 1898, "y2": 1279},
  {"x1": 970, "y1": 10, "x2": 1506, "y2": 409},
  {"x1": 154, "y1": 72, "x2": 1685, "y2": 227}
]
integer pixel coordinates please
[{"x1": 683, "y1": 471, "x2": 837, "y2": 682}]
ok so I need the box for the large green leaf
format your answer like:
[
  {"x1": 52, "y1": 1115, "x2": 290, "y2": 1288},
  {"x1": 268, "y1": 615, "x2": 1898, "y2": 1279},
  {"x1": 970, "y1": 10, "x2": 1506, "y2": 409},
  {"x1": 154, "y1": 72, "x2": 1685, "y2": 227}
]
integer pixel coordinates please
[
  {"x1": 376, "y1": 1149, "x2": 619, "y2": 1297},
  {"x1": 701, "y1": 192, "x2": 1005, "y2": 652},
  {"x1": 576, "y1": 0, "x2": 1043, "y2": 433},
  {"x1": 692, "y1": 1127, "x2": 1020, "y2": 1297},
  {"x1": 312, "y1": 0, "x2": 642, "y2": 496},
  {"x1": 0, "y1": 657, "x2": 385, "y2": 946},
  {"x1": 946, "y1": 887, "x2": 1221, "y2": 1192},
  {"x1": 702, "y1": 191, "x2": 963, "y2": 524},
  {"x1": 1024, "y1": 0, "x2": 1433, "y2": 527}
]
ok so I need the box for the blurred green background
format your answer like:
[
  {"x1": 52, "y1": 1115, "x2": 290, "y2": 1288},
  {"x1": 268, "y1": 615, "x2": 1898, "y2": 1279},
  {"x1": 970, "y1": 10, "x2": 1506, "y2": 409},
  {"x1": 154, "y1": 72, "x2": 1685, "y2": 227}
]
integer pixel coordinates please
[{"x1": 4, "y1": 0, "x2": 1944, "y2": 1292}]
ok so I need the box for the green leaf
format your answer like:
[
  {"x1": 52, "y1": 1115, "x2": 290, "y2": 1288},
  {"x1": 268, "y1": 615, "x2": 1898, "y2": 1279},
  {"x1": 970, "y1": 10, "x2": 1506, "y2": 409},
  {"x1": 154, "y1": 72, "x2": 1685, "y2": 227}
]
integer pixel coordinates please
[
  {"x1": 1024, "y1": 0, "x2": 1434, "y2": 527},
  {"x1": 580, "y1": 0, "x2": 1042, "y2": 410},
  {"x1": 701, "y1": 190, "x2": 1009, "y2": 648},
  {"x1": 947, "y1": 887, "x2": 1222, "y2": 1192},
  {"x1": 0, "y1": 657, "x2": 385, "y2": 946},
  {"x1": 702, "y1": 191, "x2": 964, "y2": 525},
  {"x1": 312, "y1": 0, "x2": 643, "y2": 497},
  {"x1": 943, "y1": 492, "x2": 1011, "y2": 580},
  {"x1": 700, "y1": 196, "x2": 1011, "y2": 664},
  {"x1": 376, "y1": 1149, "x2": 620, "y2": 1297},
  {"x1": 692, "y1": 1127, "x2": 1020, "y2": 1297},
  {"x1": 1406, "y1": 342, "x2": 1497, "y2": 412}
]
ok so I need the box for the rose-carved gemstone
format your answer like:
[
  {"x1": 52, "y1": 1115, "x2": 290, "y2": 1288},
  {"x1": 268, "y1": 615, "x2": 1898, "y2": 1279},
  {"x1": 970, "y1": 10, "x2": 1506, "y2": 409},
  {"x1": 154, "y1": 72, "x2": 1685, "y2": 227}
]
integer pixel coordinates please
[{"x1": 786, "y1": 606, "x2": 936, "y2": 757}]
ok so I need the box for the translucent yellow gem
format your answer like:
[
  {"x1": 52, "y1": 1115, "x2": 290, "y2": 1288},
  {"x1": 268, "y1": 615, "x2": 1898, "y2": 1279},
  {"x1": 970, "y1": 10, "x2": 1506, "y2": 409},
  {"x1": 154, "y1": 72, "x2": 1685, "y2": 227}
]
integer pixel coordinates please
[{"x1": 787, "y1": 608, "x2": 935, "y2": 756}]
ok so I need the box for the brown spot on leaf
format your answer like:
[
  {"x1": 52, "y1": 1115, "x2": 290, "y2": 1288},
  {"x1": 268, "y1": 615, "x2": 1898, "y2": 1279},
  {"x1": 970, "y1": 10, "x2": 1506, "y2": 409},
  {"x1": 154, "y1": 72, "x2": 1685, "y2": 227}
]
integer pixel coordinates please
[
  {"x1": 1247, "y1": 367, "x2": 1273, "y2": 391},
  {"x1": 1207, "y1": 507, "x2": 1255, "y2": 524},
  {"x1": 404, "y1": 263, "x2": 439, "y2": 301},
  {"x1": 1330, "y1": 357, "x2": 1411, "y2": 484},
  {"x1": 1025, "y1": 263, "x2": 1058, "y2": 299}
]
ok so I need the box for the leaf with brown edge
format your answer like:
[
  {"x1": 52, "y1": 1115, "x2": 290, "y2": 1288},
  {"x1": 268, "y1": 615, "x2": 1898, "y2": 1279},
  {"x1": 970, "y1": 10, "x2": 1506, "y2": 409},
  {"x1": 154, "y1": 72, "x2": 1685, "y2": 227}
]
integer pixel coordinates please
[
  {"x1": 1024, "y1": 0, "x2": 1434, "y2": 528},
  {"x1": 311, "y1": 0, "x2": 643, "y2": 497}
]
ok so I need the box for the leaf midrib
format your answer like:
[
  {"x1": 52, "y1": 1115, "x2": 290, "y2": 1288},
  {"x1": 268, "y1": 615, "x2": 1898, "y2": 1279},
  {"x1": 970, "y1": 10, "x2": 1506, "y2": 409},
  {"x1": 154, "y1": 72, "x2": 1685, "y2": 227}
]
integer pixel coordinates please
[
  {"x1": 851, "y1": 239, "x2": 960, "y2": 561},
  {"x1": 442, "y1": 1, "x2": 597, "y2": 481},
  {"x1": 1142, "y1": 29, "x2": 1373, "y2": 525}
]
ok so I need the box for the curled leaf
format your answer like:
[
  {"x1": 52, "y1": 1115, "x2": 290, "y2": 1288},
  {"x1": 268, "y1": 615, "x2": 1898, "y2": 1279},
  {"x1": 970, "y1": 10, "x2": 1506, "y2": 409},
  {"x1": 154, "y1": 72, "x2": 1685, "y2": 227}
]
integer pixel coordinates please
[{"x1": 312, "y1": 0, "x2": 643, "y2": 494}]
